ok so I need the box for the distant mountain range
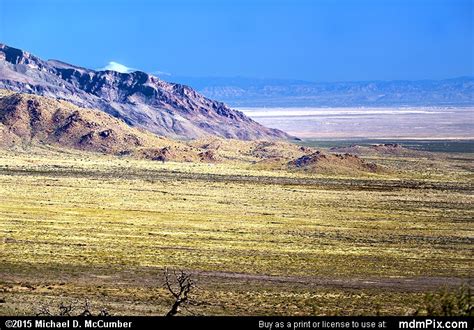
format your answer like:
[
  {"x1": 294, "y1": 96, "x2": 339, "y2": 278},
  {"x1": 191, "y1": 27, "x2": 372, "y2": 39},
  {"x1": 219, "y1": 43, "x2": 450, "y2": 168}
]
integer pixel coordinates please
[
  {"x1": 0, "y1": 43, "x2": 289, "y2": 140},
  {"x1": 166, "y1": 76, "x2": 474, "y2": 107}
]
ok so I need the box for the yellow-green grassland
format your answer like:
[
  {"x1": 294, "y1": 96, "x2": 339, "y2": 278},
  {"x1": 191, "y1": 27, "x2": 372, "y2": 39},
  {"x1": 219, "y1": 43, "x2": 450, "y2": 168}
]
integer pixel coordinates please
[{"x1": 0, "y1": 143, "x2": 472, "y2": 316}]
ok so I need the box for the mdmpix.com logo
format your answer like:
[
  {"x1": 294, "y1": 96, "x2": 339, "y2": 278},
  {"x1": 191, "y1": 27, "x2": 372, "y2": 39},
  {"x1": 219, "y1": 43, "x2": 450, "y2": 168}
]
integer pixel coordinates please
[{"x1": 399, "y1": 319, "x2": 469, "y2": 329}]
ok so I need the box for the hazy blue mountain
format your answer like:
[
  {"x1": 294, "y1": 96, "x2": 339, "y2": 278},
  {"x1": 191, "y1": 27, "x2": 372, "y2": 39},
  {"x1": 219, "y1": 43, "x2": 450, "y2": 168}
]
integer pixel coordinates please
[{"x1": 164, "y1": 76, "x2": 474, "y2": 107}]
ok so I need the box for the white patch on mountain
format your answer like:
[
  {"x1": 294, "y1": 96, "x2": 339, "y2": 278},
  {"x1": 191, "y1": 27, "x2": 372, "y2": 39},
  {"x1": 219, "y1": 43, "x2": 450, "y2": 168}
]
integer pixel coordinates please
[{"x1": 99, "y1": 61, "x2": 136, "y2": 73}]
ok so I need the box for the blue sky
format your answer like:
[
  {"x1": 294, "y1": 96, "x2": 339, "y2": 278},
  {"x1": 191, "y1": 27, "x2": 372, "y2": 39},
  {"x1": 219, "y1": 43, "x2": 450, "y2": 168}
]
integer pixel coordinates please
[{"x1": 0, "y1": 0, "x2": 472, "y2": 81}]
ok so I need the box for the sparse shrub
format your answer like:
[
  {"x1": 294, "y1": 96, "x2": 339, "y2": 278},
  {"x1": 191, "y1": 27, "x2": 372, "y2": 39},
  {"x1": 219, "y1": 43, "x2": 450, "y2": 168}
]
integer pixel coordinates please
[
  {"x1": 36, "y1": 299, "x2": 110, "y2": 316},
  {"x1": 414, "y1": 284, "x2": 473, "y2": 316}
]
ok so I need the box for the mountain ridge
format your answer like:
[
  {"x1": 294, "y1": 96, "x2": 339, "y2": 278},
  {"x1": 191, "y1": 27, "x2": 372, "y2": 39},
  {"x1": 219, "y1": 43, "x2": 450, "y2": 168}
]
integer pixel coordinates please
[
  {"x1": 0, "y1": 43, "x2": 291, "y2": 140},
  {"x1": 0, "y1": 89, "x2": 203, "y2": 161}
]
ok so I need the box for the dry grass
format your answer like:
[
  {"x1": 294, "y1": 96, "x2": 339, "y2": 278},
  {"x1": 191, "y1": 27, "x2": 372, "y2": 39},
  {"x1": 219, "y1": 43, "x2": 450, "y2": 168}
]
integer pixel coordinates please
[{"x1": 0, "y1": 146, "x2": 472, "y2": 315}]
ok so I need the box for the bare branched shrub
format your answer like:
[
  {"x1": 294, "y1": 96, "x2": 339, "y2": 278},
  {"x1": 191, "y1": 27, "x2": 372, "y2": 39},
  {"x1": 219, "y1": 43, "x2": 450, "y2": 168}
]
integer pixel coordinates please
[
  {"x1": 164, "y1": 268, "x2": 199, "y2": 316},
  {"x1": 414, "y1": 284, "x2": 473, "y2": 316},
  {"x1": 58, "y1": 302, "x2": 74, "y2": 316},
  {"x1": 36, "y1": 304, "x2": 53, "y2": 316},
  {"x1": 36, "y1": 299, "x2": 110, "y2": 317},
  {"x1": 78, "y1": 299, "x2": 92, "y2": 317}
]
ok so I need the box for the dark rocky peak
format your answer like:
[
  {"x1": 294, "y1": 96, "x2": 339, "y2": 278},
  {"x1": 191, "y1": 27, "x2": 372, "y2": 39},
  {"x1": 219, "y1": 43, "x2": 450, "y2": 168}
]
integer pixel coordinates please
[
  {"x1": 47, "y1": 59, "x2": 92, "y2": 73},
  {"x1": 0, "y1": 44, "x2": 46, "y2": 69},
  {"x1": 0, "y1": 44, "x2": 29, "y2": 65}
]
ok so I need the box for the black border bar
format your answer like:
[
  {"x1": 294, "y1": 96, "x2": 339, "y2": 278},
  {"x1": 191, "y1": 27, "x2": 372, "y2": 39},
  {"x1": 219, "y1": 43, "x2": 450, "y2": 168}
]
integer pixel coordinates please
[{"x1": 0, "y1": 316, "x2": 472, "y2": 330}]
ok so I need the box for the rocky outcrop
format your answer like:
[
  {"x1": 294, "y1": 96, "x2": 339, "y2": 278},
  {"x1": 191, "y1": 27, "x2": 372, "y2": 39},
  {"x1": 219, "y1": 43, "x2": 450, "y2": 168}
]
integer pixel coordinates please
[{"x1": 289, "y1": 151, "x2": 378, "y2": 174}]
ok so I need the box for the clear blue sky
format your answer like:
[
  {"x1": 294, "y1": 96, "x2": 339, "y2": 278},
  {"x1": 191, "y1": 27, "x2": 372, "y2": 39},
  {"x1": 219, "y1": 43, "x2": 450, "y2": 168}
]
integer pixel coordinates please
[{"x1": 0, "y1": 0, "x2": 472, "y2": 81}]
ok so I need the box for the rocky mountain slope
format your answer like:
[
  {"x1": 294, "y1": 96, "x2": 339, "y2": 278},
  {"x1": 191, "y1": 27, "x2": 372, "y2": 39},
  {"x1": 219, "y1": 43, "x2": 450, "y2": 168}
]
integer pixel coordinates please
[
  {"x1": 0, "y1": 90, "x2": 379, "y2": 174},
  {"x1": 0, "y1": 90, "x2": 205, "y2": 161},
  {"x1": 0, "y1": 43, "x2": 290, "y2": 140}
]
